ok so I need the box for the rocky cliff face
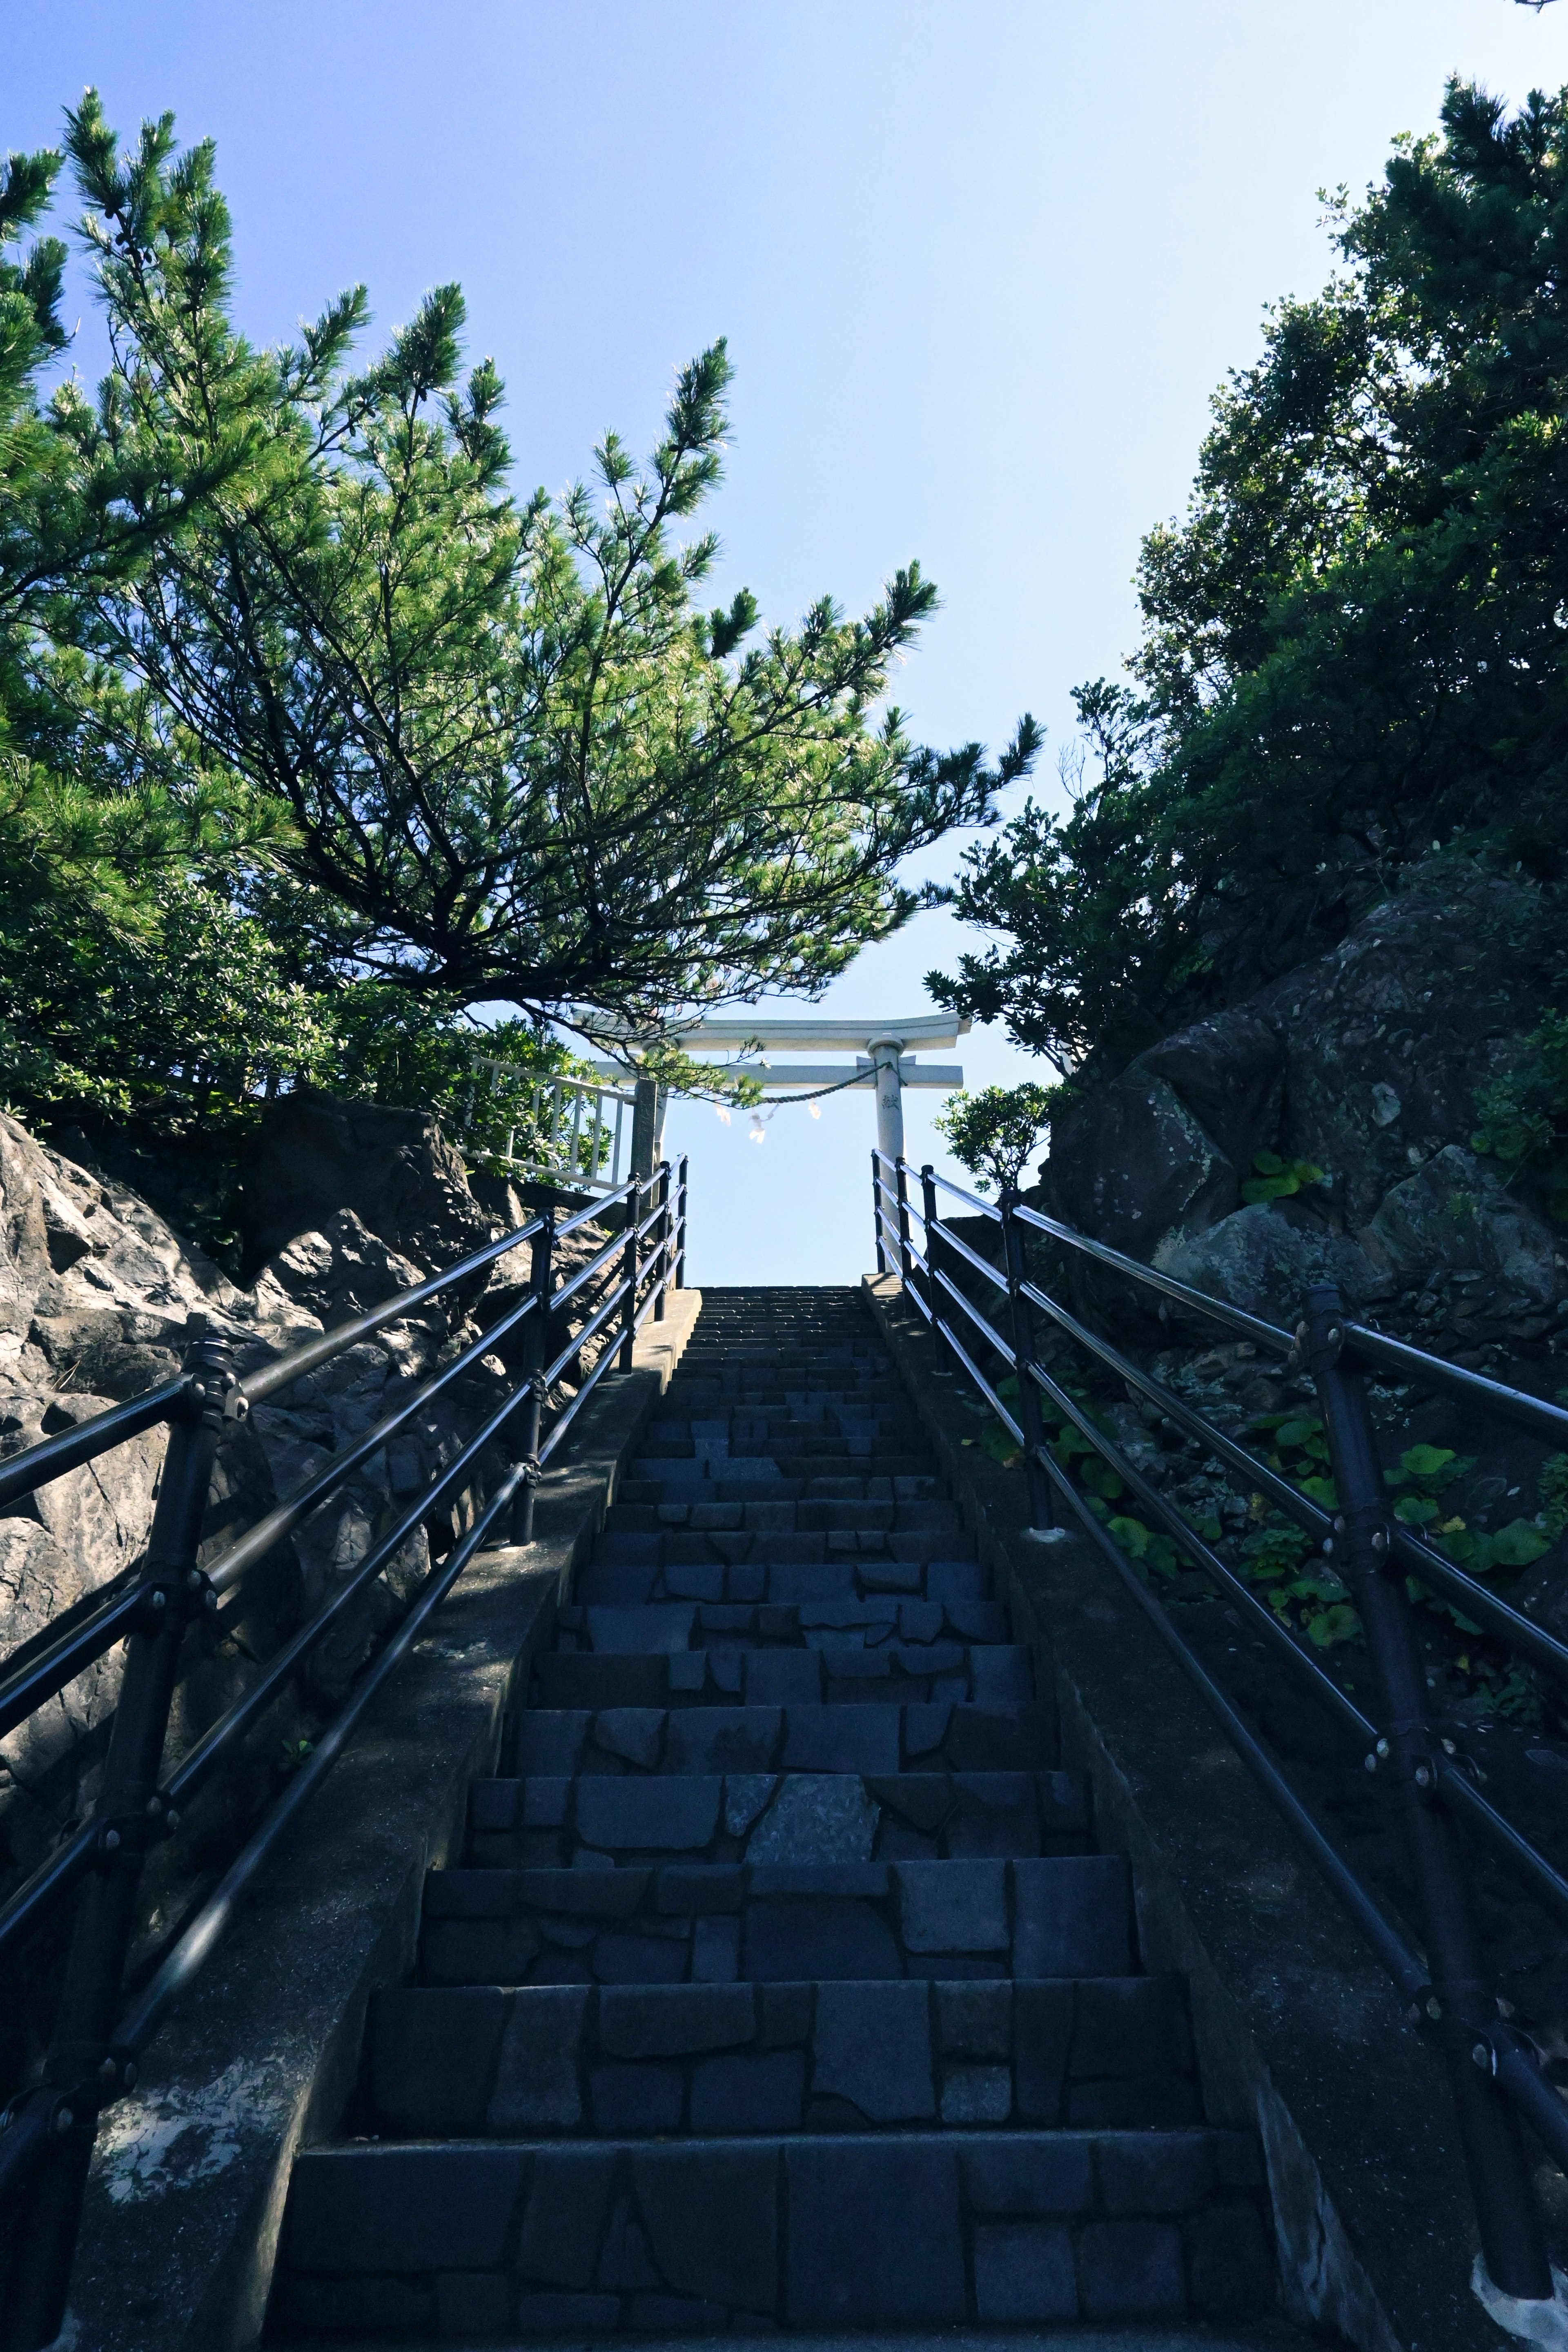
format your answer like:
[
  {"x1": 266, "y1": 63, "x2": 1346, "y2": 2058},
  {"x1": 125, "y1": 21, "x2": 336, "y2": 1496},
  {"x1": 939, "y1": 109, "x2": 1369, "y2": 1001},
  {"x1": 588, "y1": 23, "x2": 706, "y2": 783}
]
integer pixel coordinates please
[
  {"x1": 1045, "y1": 859, "x2": 1565, "y2": 1368},
  {"x1": 0, "y1": 1095, "x2": 626, "y2": 1933}
]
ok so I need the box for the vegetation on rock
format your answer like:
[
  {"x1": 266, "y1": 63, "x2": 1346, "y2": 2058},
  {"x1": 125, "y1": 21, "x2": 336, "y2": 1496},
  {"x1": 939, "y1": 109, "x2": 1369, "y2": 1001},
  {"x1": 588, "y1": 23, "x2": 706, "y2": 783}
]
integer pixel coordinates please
[{"x1": 930, "y1": 78, "x2": 1568, "y2": 1089}]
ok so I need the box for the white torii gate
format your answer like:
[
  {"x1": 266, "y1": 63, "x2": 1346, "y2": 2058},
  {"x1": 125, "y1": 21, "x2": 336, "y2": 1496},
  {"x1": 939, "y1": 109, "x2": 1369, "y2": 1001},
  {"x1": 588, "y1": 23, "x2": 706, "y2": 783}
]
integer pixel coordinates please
[{"x1": 591, "y1": 1012, "x2": 969, "y2": 1173}]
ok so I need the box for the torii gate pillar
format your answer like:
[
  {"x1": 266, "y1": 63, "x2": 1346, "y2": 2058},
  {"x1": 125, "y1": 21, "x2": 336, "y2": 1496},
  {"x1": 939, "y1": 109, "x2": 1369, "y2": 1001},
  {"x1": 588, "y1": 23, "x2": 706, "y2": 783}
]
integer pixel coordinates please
[{"x1": 868, "y1": 1036, "x2": 906, "y2": 1168}]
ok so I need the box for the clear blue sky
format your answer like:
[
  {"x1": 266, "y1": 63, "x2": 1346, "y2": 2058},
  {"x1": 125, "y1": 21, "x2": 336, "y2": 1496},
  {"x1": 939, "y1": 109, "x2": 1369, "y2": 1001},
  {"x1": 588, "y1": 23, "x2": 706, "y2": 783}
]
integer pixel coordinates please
[{"x1": 5, "y1": 3, "x2": 1564, "y2": 1280}]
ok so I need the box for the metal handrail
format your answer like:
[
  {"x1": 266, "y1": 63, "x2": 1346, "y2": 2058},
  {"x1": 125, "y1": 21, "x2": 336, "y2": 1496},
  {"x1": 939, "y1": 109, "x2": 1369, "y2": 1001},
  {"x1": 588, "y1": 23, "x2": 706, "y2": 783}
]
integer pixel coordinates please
[
  {"x1": 873, "y1": 1149, "x2": 1568, "y2": 2306},
  {"x1": 0, "y1": 1154, "x2": 689, "y2": 2344}
]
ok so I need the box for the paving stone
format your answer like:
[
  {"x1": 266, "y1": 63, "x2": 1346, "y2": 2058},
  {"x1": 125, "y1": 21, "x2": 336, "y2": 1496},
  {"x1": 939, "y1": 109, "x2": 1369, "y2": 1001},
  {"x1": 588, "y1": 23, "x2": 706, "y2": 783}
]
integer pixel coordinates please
[
  {"x1": 590, "y1": 2062, "x2": 684, "y2": 2133},
  {"x1": 895, "y1": 1859, "x2": 1009, "y2": 1954},
  {"x1": 634, "y1": 2142, "x2": 779, "y2": 2313},
  {"x1": 759, "y1": 1982, "x2": 812, "y2": 2045},
  {"x1": 945, "y1": 1598, "x2": 1009, "y2": 1642},
  {"x1": 690, "y1": 2050, "x2": 805, "y2": 2131},
  {"x1": 740, "y1": 1647, "x2": 822, "y2": 1706},
  {"x1": 1013, "y1": 1855, "x2": 1133, "y2": 1976},
  {"x1": 515, "y1": 1712, "x2": 589, "y2": 1775},
  {"x1": 859, "y1": 1557, "x2": 922, "y2": 1592},
  {"x1": 937, "y1": 1979, "x2": 1013, "y2": 2056},
  {"x1": 658, "y1": 1864, "x2": 742, "y2": 1912},
  {"x1": 369, "y1": 1987, "x2": 503, "y2": 2133},
  {"x1": 274, "y1": 2276, "x2": 433, "y2": 2331},
  {"x1": 868, "y1": 1771, "x2": 953, "y2": 1834},
  {"x1": 782, "y1": 1704, "x2": 899, "y2": 1773},
  {"x1": 598, "y1": 1983, "x2": 756, "y2": 2057},
  {"x1": 285, "y1": 2147, "x2": 527, "y2": 2274},
  {"x1": 690, "y1": 1915, "x2": 740, "y2": 1982},
  {"x1": 470, "y1": 1779, "x2": 519, "y2": 1832},
  {"x1": 1071, "y1": 2071, "x2": 1203, "y2": 2128},
  {"x1": 577, "y1": 1562, "x2": 658, "y2": 1603},
  {"x1": 961, "y1": 2136, "x2": 1096, "y2": 2214},
  {"x1": 488, "y1": 1986, "x2": 588, "y2": 2128},
  {"x1": 767, "y1": 1561, "x2": 857, "y2": 1601},
  {"x1": 812, "y1": 1982, "x2": 935, "y2": 2121},
  {"x1": 1013, "y1": 1979, "x2": 1074, "y2": 2123},
  {"x1": 1186, "y1": 2203, "x2": 1277, "y2": 2319},
  {"x1": 536, "y1": 1653, "x2": 666, "y2": 1710},
  {"x1": 593, "y1": 1707, "x2": 665, "y2": 1768},
  {"x1": 514, "y1": 2292, "x2": 621, "y2": 2334},
  {"x1": 1078, "y1": 2219, "x2": 1187, "y2": 2318},
  {"x1": 659, "y1": 1707, "x2": 775, "y2": 1776},
  {"x1": 785, "y1": 2140, "x2": 964, "y2": 2325},
  {"x1": 1098, "y1": 2127, "x2": 1218, "y2": 2212},
  {"x1": 594, "y1": 1931, "x2": 688, "y2": 1984},
  {"x1": 434, "y1": 2270, "x2": 512, "y2": 2334},
  {"x1": 574, "y1": 1776, "x2": 721, "y2": 1853},
  {"x1": 746, "y1": 1772, "x2": 878, "y2": 1864},
  {"x1": 903, "y1": 1701, "x2": 952, "y2": 1757},
  {"x1": 940, "y1": 2063, "x2": 1013, "y2": 2124},
  {"x1": 1073, "y1": 1972, "x2": 1193, "y2": 2076},
  {"x1": 926, "y1": 1560, "x2": 988, "y2": 1605},
  {"x1": 973, "y1": 2222, "x2": 1078, "y2": 2320},
  {"x1": 969, "y1": 1644, "x2": 1034, "y2": 1700},
  {"x1": 946, "y1": 1700, "x2": 1050, "y2": 1771},
  {"x1": 724, "y1": 1772, "x2": 778, "y2": 1833},
  {"x1": 664, "y1": 1561, "x2": 726, "y2": 1601},
  {"x1": 594, "y1": 1532, "x2": 663, "y2": 1567},
  {"x1": 516, "y1": 2144, "x2": 619, "y2": 2287},
  {"x1": 745, "y1": 1898, "x2": 902, "y2": 1981},
  {"x1": 522, "y1": 1775, "x2": 569, "y2": 1828}
]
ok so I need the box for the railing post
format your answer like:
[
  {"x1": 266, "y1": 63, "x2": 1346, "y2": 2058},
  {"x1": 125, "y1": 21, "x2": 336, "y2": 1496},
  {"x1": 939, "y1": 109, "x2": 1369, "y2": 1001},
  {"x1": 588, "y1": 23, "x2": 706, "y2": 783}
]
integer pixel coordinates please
[
  {"x1": 1000, "y1": 1187, "x2": 1054, "y2": 1531},
  {"x1": 510, "y1": 1207, "x2": 555, "y2": 1547},
  {"x1": 2, "y1": 1325, "x2": 236, "y2": 2352},
  {"x1": 894, "y1": 1158, "x2": 914, "y2": 1286},
  {"x1": 654, "y1": 1162, "x2": 670, "y2": 1322},
  {"x1": 674, "y1": 1154, "x2": 688, "y2": 1288},
  {"x1": 618, "y1": 1178, "x2": 642, "y2": 1372},
  {"x1": 871, "y1": 1149, "x2": 887, "y2": 1275},
  {"x1": 1304, "y1": 1284, "x2": 1552, "y2": 2308},
  {"x1": 921, "y1": 1163, "x2": 952, "y2": 1376}
]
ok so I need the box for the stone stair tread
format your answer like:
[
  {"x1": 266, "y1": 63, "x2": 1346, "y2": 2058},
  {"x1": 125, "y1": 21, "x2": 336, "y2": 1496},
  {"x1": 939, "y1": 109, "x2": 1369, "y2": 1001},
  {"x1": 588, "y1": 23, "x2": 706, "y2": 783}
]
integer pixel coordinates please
[
  {"x1": 365, "y1": 1976, "x2": 1201, "y2": 2137},
  {"x1": 574, "y1": 1558, "x2": 989, "y2": 1608},
  {"x1": 511, "y1": 1700, "x2": 1053, "y2": 1775},
  {"x1": 273, "y1": 2130, "x2": 1274, "y2": 2336},
  {"x1": 465, "y1": 1766, "x2": 1089, "y2": 1870},
  {"x1": 419, "y1": 1854, "x2": 1135, "y2": 1984}
]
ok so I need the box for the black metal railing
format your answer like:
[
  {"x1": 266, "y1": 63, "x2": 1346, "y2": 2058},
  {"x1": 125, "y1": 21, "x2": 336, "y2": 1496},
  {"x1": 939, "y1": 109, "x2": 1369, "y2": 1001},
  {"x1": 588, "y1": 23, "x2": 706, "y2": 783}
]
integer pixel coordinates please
[
  {"x1": 874, "y1": 1147, "x2": 1568, "y2": 2315},
  {"x1": 0, "y1": 1155, "x2": 688, "y2": 2350}
]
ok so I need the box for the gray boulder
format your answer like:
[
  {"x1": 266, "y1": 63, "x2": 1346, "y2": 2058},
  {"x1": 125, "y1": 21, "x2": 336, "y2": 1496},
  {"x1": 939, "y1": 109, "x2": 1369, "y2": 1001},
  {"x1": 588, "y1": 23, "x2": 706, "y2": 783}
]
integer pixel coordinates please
[
  {"x1": 1156, "y1": 1203, "x2": 1384, "y2": 1334},
  {"x1": 1258, "y1": 860, "x2": 1537, "y2": 1228},
  {"x1": 238, "y1": 1094, "x2": 495, "y2": 1276},
  {"x1": 1140, "y1": 1008, "x2": 1285, "y2": 1175},
  {"x1": 1047, "y1": 1070, "x2": 1236, "y2": 1261},
  {"x1": 1359, "y1": 1147, "x2": 1561, "y2": 1317}
]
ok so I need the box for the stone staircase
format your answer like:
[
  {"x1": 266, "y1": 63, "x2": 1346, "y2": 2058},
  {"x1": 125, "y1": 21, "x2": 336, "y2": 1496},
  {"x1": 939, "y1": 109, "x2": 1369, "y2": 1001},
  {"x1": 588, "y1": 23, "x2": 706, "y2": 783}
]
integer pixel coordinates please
[{"x1": 268, "y1": 1287, "x2": 1284, "y2": 2341}]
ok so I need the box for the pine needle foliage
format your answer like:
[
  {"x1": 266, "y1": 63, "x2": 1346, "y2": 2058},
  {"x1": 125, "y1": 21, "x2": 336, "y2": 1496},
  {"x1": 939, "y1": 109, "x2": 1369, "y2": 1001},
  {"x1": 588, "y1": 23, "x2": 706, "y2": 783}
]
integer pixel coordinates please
[{"x1": 60, "y1": 96, "x2": 1039, "y2": 1047}]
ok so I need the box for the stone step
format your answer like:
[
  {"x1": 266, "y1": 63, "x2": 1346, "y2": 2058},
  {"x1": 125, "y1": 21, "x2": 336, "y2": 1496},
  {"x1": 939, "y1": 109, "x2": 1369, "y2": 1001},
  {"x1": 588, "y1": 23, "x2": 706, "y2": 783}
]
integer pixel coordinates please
[
  {"x1": 364, "y1": 1975, "x2": 1202, "y2": 2140},
  {"x1": 420, "y1": 1855, "x2": 1134, "y2": 1987},
  {"x1": 466, "y1": 1768, "x2": 1089, "y2": 1869},
  {"x1": 535, "y1": 1646, "x2": 1028, "y2": 1711},
  {"x1": 561, "y1": 1593, "x2": 1010, "y2": 1644},
  {"x1": 508, "y1": 1702, "x2": 1056, "y2": 1780},
  {"x1": 272, "y1": 2129, "x2": 1273, "y2": 2337},
  {"x1": 607, "y1": 1494, "x2": 956, "y2": 1532},
  {"x1": 573, "y1": 1553, "x2": 987, "y2": 1609},
  {"x1": 591, "y1": 1524, "x2": 974, "y2": 1570},
  {"x1": 620, "y1": 1457, "x2": 944, "y2": 1500}
]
